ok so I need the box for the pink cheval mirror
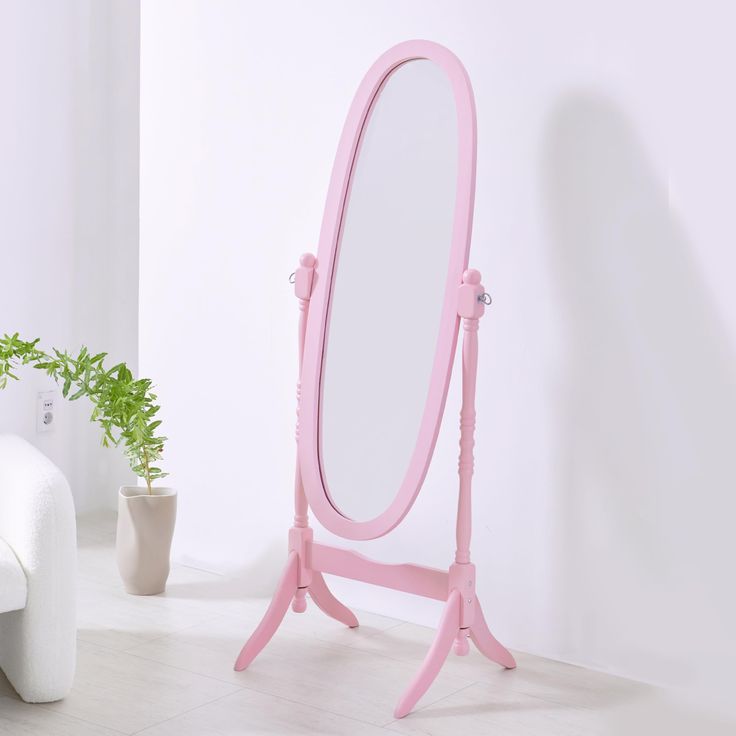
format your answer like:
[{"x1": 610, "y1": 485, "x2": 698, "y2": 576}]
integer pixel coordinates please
[{"x1": 234, "y1": 39, "x2": 515, "y2": 718}]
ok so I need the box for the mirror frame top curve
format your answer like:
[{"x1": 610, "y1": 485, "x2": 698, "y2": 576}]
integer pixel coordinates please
[{"x1": 299, "y1": 40, "x2": 477, "y2": 541}]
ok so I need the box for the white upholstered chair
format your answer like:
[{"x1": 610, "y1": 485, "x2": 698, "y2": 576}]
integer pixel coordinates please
[{"x1": 0, "y1": 434, "x2": 76, "y2": 702}]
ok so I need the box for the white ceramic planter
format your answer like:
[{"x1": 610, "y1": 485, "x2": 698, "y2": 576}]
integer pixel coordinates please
[{"x1": 116, "y1": 486, "x2": 177, "y2": 595}]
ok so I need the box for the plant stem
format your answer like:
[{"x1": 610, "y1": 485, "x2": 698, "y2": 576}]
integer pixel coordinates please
[{"x1": 142, "y1": 447, "x2": 152, "y2": 495}]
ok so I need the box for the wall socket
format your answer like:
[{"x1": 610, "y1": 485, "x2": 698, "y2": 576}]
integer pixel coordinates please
[{"x1": 36, "y1": 390, "x2": 57, "y2": 433}]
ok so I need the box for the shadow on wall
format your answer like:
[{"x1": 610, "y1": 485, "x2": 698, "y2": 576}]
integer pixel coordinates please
[{"x1": 541, "y1": 93, "x2": 736, "y2": 694}]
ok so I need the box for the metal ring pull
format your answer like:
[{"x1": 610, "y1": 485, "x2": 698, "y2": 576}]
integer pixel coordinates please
[
  {"x1": 288, "y1": 272, "x2": 296, "y2": 284},
  {"x1": 478, "y1": 293, "x2": 492, "y2": 305}
]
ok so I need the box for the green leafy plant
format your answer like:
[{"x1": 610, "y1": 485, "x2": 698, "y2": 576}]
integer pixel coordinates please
[{"x1": 0, "y1": 333, "x2": 167, "y2": 494}]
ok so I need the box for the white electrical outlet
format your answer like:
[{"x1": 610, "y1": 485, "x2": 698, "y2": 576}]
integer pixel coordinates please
[{"x1": 37, "y1": 390, "x2": 56, "y2": 433}]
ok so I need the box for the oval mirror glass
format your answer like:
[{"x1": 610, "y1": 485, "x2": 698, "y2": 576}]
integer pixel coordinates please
[{"x1": 319, "y1": 59, "x2": 458, "y2": 521}]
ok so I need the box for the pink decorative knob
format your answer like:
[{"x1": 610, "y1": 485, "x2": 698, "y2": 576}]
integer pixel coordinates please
[
  {"x1": 295, "y1": 253, "x2": 317, "y2": 299},
  {"x1": 462, "y1": 269, "x2": 481, "y2": 285},
  {"x1": 458, "y1": 268, "x2": 485, "y2": 319}
]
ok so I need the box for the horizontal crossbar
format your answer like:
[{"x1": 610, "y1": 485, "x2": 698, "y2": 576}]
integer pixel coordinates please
[{"x1": 309, "y1": 542, "x2": 448, "y2": 601}]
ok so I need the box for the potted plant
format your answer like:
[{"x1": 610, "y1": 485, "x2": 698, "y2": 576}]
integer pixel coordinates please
[{"x1": 0, "y1": 333, "x2": 176, "y2": 595}]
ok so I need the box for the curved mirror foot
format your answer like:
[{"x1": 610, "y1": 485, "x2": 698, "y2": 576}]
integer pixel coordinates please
[
  {"x1": 394, "y1": 589, "x2": 461, "y2": 718},
  {"x1": 309, "y1": 572, "x2": 359, "y2": 628},
  {"x1": 469, "y1": 598, "x2": 516, "y2": 669},
  {"x1": 234, "y1": 552, "x2": 298, "y2": 671}
]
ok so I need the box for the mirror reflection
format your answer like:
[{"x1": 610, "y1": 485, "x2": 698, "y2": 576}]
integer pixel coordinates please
[{"x1": 320, "y1": 59, "x2": 458, "y2": 521}]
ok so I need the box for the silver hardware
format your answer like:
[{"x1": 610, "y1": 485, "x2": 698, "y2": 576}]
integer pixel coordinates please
[
  {"x1": 288, "y1": 272, "x2": 296, "y2": 284},
  {"x1": 478, "y1": 293, "x2": 492, "y2": 305}
]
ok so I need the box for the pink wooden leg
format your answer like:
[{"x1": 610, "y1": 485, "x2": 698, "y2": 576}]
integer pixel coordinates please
[
  {"x1": 454, "y1": 628, "x2": 470, "y2": 655},
  {"x1": 393, "y1": 589, "x2": 462, "y2": 719},
  {"x1": 469, "y1": 597, "x2": 516, "y2": 669},
  {"x1": 291, "y1": 587, "x2": 308, "y2": 613},
  {"x1": 233, "y1": 552, "x2": 298, "y2": 671},
  {"x1": 308, "y1": 572, "x2": 359, "y2": 628}
]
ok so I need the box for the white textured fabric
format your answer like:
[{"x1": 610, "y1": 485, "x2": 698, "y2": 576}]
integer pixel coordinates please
[
  {"x1": 0, "y1": 537, "x2": 26, "y2": 613},
  {"x1": 0, "y1": 434, "x2": 76, "y2": 702}
]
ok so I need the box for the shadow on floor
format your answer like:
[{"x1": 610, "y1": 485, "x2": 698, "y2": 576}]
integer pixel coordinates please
[{"x1": 164, "y1": 539, "x2": 286, "y2": 599}]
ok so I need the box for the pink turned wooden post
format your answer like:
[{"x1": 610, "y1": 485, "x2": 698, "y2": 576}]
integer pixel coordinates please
[
  {"x1": 233, "y1": 254, "x2": 317, "y2": 670},
  {"x1": 234, "y1": 252, "x2": 358, "y2": 672},
  {"x1": 293, "y1": 253, "x2": 316, "y2": 530},
  {"x1": 393, "y1": 270, "x2": 487, "y2": 717},
  {"x1": 451, "y1": 268, "x2": 486, "y2": 656},
  {"x1": 455, "y1": 268, "x2": 485, "y2": 564},
  {"x1": 291, "y1": 253, "x2": 316, "y2": 613}
]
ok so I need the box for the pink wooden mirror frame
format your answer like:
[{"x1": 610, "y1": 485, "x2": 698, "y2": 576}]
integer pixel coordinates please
[
  {"x1": 300, "y1": 39, "x2": 477, "y2": 540},
  {"x1": 234, "y1": 41, "x2": 515, "y2": 719}
]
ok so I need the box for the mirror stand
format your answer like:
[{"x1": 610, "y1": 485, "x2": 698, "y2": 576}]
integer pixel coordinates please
[{"x1": 234, "y1": 255, "x2": 515, "y2": 719}]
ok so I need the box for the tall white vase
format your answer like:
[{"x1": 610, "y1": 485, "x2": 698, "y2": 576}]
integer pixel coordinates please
[{"x1": 116, "y1": 486, "x2": 177, "y2": 595}]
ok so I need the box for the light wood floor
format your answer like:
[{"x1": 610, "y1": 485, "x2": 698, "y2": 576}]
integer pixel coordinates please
[{"x1": 0, "y1": 512, "x2": 697, "y2": 735}]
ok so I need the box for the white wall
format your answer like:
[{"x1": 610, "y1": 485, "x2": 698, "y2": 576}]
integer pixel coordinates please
[
  {"x1": 139, "y1": 0, "x2": 736, "y2": 695},
  {"x1": 0, "y1": 1, "x2": 140, "y2": 512}
]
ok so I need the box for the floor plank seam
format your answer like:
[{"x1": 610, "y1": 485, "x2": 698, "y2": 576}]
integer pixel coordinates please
[
  {"x1": 117, "y1": 614, "x2": 232, "y2": 653},
  {"x1": 380, "y1": 680, "x2": 480, "y2": 728},
  {"x1": 29, "y1": 700, "x2": 130, "y2": 736},
  {"x1": 120, "y1": 647, "x2": 253, "y2": 690},
  {"x1": 221, "y1": 681, "x2": 413, "y2": 732},
  {"x1": 128, "y1": 689, "x2": 244, "y2": 735}
]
